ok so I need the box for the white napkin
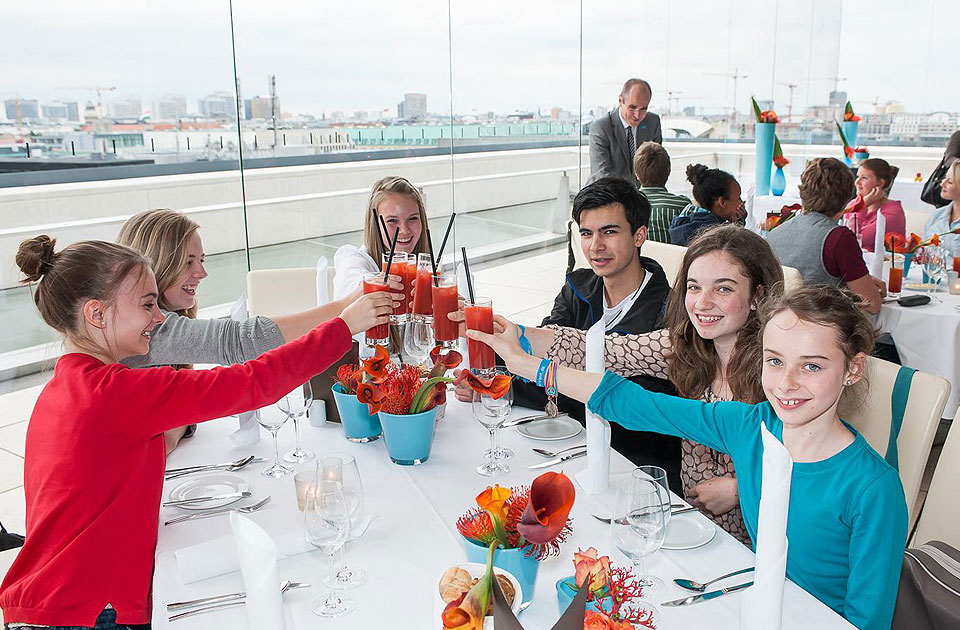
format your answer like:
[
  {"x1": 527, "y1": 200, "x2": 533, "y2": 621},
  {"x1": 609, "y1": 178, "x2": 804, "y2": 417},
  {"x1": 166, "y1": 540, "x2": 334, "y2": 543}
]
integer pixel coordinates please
[
  {"x1": 316, "y1": 256, "x2": 329, "y2": 306},
  {"x1": 230, "y1": 512, "x2": 286, "y2": 630},
  {"x1": 869, "y1": 211, "x2": 886, "y2": 278},
  {"x1": 575, "y1": 318, "x2": 611, "y2": 494},
  {"x1": 176, "y1": 529, "x2": 311, "y2": 585},
  {"x1": 229, "y1": 298, "x2": 261, "y2": 445},
  {"x1": 740, "y1": 423, "x2": 793, "y2": 630}
]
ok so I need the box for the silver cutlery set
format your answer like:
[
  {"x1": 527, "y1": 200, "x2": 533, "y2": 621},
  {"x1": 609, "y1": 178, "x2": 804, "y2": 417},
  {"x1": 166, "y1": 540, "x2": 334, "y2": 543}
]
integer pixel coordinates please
[
  {"x1": 526, "y1": 440, "x2": 587, "y2": 469},
  {"x1": 165, "y1": 455, "x2": 264, "y2": 480},
  {"x1": 166, "y1": 580, "x2": 310, "y2": 621}
]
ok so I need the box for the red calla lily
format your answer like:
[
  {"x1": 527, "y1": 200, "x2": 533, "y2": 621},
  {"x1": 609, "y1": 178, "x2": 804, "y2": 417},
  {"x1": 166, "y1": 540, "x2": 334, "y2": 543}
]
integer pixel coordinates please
[
  {"x1": 430, "y1": 346, "x2": 463, "y2": 370},
  {"x1": 454, "y1": 370, "x2": 512, "y2": 400},
  {"x1": 356, "y1": 381, "x2": 386, "y2": 414},
  {"x1": 361, "y1": 345, "x2": 390, "y2": 383},
  {"x1": 843, "y1": 145, "x2": 854, "y2": 159},
  {"x1": 517, "y1": 471, "x2": 576, "y2": 544}
]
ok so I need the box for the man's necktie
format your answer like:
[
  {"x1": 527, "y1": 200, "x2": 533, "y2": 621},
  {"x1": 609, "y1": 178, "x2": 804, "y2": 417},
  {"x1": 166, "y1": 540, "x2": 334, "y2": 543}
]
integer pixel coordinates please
[{"x1": 626, "y1": 125, "x2": 635, "y2": 160}]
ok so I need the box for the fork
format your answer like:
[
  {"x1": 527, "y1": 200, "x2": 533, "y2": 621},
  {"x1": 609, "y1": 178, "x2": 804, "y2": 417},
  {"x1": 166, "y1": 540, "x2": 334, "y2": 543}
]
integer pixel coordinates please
[
  {"x1": 532, "y1": 444, "x2": 586, "y2": 458},
  {"x1": 167, "y1": 581, "x2": 309, "y2": 621},
  {"x1": 165, "y1": 456, "x2": 261, "y2": 480},
  {"x1": 163, "y1": 496, "x2": 271, "y2": 526}
]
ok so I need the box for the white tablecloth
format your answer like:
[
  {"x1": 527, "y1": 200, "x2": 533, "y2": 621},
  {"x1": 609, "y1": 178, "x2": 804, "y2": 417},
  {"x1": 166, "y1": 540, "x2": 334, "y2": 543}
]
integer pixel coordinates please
[
  {"x1": 153, "y1": 400, "x2": 855, "y2": 629},
  {"x1": 878, "y1": 266, "x2": 960, "y2": 417}
]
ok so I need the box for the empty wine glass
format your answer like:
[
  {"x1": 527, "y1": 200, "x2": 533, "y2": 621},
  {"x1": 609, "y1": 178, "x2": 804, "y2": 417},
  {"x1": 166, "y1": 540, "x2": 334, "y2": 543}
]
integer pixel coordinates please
[
  {"x1": 279, "y1": 381, "x2": 315, "y2": 463},
  {"x1": 611, "y1": 476, "x2": 666, "y2": 603},
  {"x1": 317, "y1": 453, "x2": 367, "y2": 589},
  {"x1": 304, "y1": 480, "x2": 354, "y2": 618},
  {"x1": 256, "y1": 407, "x2": 291, "y2": 478},
  {"x1": 482, "y1": 365, "x2": 514, "y2": 461},
  {"x1": 472, "y1": 367, "x2": 513, "y2": 476},
  {"x1": 633, "y1": 465, "x2": 671, "y2": 527},
  {"x1": 923, "y1": 245, "x2": 947, "y2": 295}
]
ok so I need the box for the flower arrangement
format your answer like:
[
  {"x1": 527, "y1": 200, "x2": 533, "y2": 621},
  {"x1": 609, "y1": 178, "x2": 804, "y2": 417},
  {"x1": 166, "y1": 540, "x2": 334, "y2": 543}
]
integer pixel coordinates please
[
  {"x1": 333, "y1": 363, "x2": 362, "y2": 395},
  {"x1": 562, "y1": 547, "x2": 657, "y2": 629},
  {"x1": 762, "y1": 203, "x2": 799, "y2": 232},
  {"x1": 751, "y1": 96, "x2": 779, "y2": 124},
  {"x1": 843, "y1": 101, "x2": 861, "y2": 122},
  {"x1": 772, "y1": 135, "x2": 788, "y2": 168},
  {"x1": 457, "y1": 473, "x2": 575, "y2": 561},
  {"x1": 886, "y1": 227, "x2": 960, "y2": 254},
  {"x1": 834, "y1": 121, "x2": 856, "y2": 160}
]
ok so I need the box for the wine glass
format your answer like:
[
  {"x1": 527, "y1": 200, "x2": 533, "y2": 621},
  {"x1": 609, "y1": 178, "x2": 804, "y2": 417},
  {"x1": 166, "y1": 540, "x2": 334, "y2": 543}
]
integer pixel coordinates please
[
  {"x1": 483, "y1": 365, "x2": 514, "y2": 461},
  {"x1": 472, "y1": 367, "x2": 513, "y2": 476},
  {"x1": 304, "y1": 480, "x2": 354, "y2": 618},
  {"x1": 279, "y1": 381, "x2": 315, "y2": 463},
  {"x1": 611, "y1": 476, "x2": 666, "y2": 603},
  {"x1": 317, "y1": 453, "x2": 367, "y2": 589},
  {"x1": 256, "y1": 407, "x2": 292, "y2": 478},
  {"x1": 633, "y1": 466, "x2": 671, "y2": 527},
  {"x1": 923, "y1": 245, "x2": 947, "y2": 294}
]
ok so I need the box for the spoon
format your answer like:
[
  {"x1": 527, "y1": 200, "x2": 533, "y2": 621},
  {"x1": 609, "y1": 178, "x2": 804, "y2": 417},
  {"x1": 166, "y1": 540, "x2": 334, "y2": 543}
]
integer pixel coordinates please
[
  {"x1": 165, "y1": 455, "x2": 257, "y2": 480},
  {"x1": 674, "y1": 567, "x2": 754, "y2": 592}
]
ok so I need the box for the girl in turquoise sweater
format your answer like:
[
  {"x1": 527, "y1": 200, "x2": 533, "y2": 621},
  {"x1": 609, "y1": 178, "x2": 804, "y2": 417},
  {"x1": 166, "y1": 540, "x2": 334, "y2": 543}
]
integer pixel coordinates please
[{"x1": 468, "y1": 284, "x2": 906, "y2": 630}]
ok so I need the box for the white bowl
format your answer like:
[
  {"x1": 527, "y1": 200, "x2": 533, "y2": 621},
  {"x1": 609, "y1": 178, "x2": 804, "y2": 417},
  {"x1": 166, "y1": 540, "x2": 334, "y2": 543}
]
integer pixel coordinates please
[{"x1": 434, "y1": 562, "x2": 523, "y2": 628}]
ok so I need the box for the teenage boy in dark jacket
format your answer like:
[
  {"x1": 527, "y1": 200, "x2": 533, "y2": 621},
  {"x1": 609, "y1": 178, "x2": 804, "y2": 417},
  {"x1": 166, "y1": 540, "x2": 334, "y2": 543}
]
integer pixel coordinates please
[{"x1": 519, "y1": 177, "x2": 681, "y2": 491}]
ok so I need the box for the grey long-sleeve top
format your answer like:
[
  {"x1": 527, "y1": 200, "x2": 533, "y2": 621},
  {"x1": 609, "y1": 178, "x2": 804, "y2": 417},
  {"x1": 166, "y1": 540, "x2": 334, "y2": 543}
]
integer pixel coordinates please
[{"x1": 122, "y1": 311, "x2": 286, "y2": 368}]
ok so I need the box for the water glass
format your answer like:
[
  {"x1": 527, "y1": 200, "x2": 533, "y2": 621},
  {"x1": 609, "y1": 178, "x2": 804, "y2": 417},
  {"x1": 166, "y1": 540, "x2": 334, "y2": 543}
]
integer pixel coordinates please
[
  {"x1": 279, "y1": 381, "x2": 315, "y2": 464},
  {"x1": 304, "y1": 480, "x2": 354, "y2": 618},
  {"x1": 317, "y1": 453, "x2": 367, "y2": 589},
  {"x1": 472, "y1": 368, "x2": 513, "y2": 476},
  {"x1": 633, "y1": 466, "x2": 671, "y2": 527},
  {"x1": 256, "y1": 407, "x2": 291, "y2": 478},
  {"x1": 611, "y1": 476, "x2": 666, "y2": 602}
]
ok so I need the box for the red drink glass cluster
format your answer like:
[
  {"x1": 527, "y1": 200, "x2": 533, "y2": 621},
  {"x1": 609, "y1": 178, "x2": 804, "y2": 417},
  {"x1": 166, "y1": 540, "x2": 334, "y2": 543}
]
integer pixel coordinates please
[{"x1": 464, "y1": 297, "x2": 494, "y2": 372}]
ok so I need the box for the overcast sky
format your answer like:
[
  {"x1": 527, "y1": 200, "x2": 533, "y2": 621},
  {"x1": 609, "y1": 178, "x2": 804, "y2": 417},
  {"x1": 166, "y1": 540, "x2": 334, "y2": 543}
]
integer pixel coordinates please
[{"x1": 3, "y1": 0, "x2": 955, "y2": 119}]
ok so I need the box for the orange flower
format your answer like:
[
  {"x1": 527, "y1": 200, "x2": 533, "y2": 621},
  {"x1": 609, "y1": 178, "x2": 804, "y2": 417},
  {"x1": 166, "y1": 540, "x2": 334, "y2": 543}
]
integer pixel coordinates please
[
  {"x1": 843, "y1": 145, "x2": 854, "y2": 159},
  {"x1": 476, "y1": 484, "x2": 511, "y2": 519},
  {"x1": 361, "y1": 345, "x2": 390, "y2": 383},
  {"x1": 430, "y1": 346, "x2": 463, "y2": 371},
  {"x1": 355, "y1": 381, "x2": 386, "y2": 414},
  {"x1": 584, "y1": 610, "x2": 634, "y2": 630},
  {"x1": 931, "y1": 233, "x2": 940, "y2": 246},
  {"x1": 843, "y1": 112, "x2": 861, "y2": 122},
  {"x1": 517, "y1": 471, "x2": 576, "y2": 544},
  {"x1": 574, "y1": 547, "x2": 612, "y2": 594},
  {"x1": 773, "y1": 155, "x2": 789, "y2": 168},
  {"x1": 885, "y1": 232, "x2": 906, "y2": 254},
  {"x1": 454, "y1": 370, "x2": 512, "y2": 400}
]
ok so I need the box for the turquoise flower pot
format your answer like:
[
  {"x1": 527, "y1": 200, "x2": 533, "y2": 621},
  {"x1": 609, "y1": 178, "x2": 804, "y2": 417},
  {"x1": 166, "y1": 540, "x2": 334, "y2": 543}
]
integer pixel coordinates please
[
  {"x1": 378, "y1": 407, "x2": 437, "y2": 465},
  {"x1": 755, "y1": 122, "x2": 775, "y2": 196},
  {"x1": 771, "y1": 166, "x2": 786, "y2": 196},
  {"x1": 331, "y1": 384, "x2": 381, "y2": 443},
  {"x1": 461, "y1": 536, "x2": 539, "y2": 604},
  {"x1": 843, "y1": 120, "x2": 859, "y2": 154},
  {"x1": 903, "y1": 252, "x2": 914, "y2": 278},
  {"x1": 555, "y1": 576, "x2": 612, "y2": 615}
]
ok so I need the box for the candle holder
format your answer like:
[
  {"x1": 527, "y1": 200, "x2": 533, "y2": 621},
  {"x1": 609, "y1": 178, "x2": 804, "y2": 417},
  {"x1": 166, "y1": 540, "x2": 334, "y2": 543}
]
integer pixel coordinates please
[{"x1": 948, "y1": 271, "x2": 960, "y2": 295}]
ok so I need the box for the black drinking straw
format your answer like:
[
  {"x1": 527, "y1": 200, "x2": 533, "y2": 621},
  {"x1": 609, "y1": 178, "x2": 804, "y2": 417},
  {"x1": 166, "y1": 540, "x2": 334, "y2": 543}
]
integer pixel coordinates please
[
  {"x1": 371, "y1": 207, "x2": 388, "y2": 251},
  {"x1": 426, "y1": 228, "x2": 439, "y2": 287},
  {"x1": 434, "y1": 212, "x2": 457, "y2": 266},
  {"x1": 461, "y1": 246, "x2": 476, "y2": 303},
  {"x1": 382, "y1": 227, "x2": 400, "y2": 282}
]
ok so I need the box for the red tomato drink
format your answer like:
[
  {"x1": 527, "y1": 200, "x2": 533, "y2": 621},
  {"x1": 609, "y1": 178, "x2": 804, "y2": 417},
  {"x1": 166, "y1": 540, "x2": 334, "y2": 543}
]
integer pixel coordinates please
[
  {"x1": 432, "y1": 275, "x2": 459, "y2": 347},
  {"x1": 382, "y1": 252, "x2": 410, "y2": 322},
  {"x1": 400, "y1": 260, "x2": 416, "y2": 317},
  {"x1": 363, "y1": 273, "x2": 390, "y2": 345},
  {"x1": 465, "y1": 298, "x2": 494, "y2": 370},
  {"x1": 412, "y1": 256, "x2": 435, "y2": 320},
  {"x1": 888, "y1": 265, "x2": 903, "y2": 295}
]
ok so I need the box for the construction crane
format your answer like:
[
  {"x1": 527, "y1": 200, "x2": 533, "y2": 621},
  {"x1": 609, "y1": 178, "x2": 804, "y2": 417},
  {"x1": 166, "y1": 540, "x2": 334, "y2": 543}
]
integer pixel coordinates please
[
  {"x1": 58, "y1": 86, "x2": 116, "y2": 119},
  {"x1": 778, "y1": 82, "x2": 798, "y2": 122},
  {"x1": 703, "y1": 67, "x2": 748, "y2": 123}
]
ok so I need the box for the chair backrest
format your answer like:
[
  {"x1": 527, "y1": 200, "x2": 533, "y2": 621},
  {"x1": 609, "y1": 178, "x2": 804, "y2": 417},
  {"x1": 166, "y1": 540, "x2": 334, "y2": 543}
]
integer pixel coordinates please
[
  {"x1": 781, "y1": 265, "x2": 803, "y2": 290},
  {"x1": 903, "y1": 209, "x2": 928, "y2": 239},
  {"x1": 246, "y1": 268, "x2": 318, "y2": 318},
  {"x1": 642, "y1": 240, "x2": 686, "y2": 287},
  {"x1": 567, "y1": 220, "x2": 590, "y2": 272},
  {"x1": 911, "y1": 408, "x2": 960, "y2": 547},
  {"x1": 838, "y1": 357, "x2": 949, "y2": 523}
]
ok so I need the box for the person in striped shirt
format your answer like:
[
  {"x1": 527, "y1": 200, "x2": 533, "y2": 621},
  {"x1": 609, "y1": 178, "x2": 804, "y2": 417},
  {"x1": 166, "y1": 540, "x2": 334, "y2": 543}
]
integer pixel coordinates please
[{"x1": 633, "y1": 141, "x2": 691, "y2": 244}]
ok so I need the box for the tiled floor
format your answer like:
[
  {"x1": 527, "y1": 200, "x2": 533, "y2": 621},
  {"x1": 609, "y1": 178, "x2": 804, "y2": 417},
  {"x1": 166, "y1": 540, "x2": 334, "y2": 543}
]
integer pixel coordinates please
[{"x1": 0, "y1": 247, "x2": 570, "y2": 538}]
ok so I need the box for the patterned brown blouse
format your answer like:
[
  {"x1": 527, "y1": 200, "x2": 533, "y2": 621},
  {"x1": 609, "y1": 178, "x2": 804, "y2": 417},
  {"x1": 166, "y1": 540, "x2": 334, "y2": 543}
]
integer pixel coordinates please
[{"x1": 545, "y1": 326, "x2": 751, "y2": 545}]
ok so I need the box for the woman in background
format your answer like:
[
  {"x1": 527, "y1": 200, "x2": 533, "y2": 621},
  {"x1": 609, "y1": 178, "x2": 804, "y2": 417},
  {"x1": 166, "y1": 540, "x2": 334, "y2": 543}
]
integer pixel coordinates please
[{"x1": 844, "y1": 157, "x2": 905, "y2": 252}]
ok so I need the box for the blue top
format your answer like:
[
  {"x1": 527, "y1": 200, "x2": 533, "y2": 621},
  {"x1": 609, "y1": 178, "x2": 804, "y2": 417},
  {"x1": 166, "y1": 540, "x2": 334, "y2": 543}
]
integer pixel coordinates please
[
  {"x1": 588, "y1": 372, "x2": 907, "y2": 630},
  {"x1": 922, "y1": 202, "x2": 960, "y2": 252},
  {"x1": 668, "y1": 204, "x2": 726, "y2": 246}
]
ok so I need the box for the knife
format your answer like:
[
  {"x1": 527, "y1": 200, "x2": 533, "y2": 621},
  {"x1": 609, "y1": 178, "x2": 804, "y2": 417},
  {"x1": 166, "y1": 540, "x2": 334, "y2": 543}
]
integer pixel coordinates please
[
  {"x1": 163, "y1": 491, "x2": 251, "y2": 507},
  {"x1": 661, "y1": 581, "x2": 753, "y2": 606},
  {"x1": 502, "y1": 412, "x2": 569, "y2": 428},
  {"x1": 527, "y1": 450, "x2": 587, "y2": 469}
]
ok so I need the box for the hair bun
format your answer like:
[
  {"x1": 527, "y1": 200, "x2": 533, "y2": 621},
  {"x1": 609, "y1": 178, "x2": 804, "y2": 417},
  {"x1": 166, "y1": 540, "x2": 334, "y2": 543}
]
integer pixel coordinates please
[
  {"x1": 686, "y1": 163, "x2": 709, "y2": 185},
  {"x1": 16, "y1": 235, "x2": 57, "y2": 283}
]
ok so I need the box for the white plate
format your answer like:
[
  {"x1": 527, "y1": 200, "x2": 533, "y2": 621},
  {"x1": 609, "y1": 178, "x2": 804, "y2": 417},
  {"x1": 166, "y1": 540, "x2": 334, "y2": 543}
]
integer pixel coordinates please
[
  {"x1": 433, "y1": 562, "x2": 522, "y2": 628},
  {"x1": 662, "y1": 511, "x2": 716, "y2": 550},
  {"x1": 167, "y1": 474, "x2": 250, "y2": 511},
  {"x1": 516, "y1": 415, "x2": 583, "y2": 441}
]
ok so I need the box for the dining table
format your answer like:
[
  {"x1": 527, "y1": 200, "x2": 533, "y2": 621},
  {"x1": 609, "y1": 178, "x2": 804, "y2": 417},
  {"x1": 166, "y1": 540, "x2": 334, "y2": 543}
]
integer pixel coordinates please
[{"x1": 152, "y1": 396, "x2": 856, "y2": 629}]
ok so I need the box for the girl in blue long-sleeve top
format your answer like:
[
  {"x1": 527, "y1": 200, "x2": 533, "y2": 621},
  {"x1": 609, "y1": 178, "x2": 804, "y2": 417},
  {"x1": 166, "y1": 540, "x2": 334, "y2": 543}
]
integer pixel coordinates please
[{"x1": 468, "y1": 284, "x2": 907, "y2": 630}]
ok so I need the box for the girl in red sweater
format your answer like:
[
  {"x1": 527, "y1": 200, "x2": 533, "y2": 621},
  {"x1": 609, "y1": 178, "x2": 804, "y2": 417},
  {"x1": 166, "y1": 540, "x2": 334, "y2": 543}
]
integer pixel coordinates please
[{"x1": 0, "y1": 236, "x2": 392, "y2": 629}]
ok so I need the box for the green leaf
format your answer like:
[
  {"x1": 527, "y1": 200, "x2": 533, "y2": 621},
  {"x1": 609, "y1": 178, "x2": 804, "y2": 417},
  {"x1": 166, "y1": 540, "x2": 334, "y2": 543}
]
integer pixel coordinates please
[
  {"x1": 751, "y1": 96, "x2": 762, "y2": 123},
  {"x1": 835, "y1": 120, "x2": 849, "y2": 147},
  {"x1": 845, "y1": 101, "x2": 854, "y2": 116},
  {"x1": 409, "y1": 376, "x2": 455, "y2": 414},
  {"x1": 773, "y1": 135, "x2": 783, "y2": 158}
]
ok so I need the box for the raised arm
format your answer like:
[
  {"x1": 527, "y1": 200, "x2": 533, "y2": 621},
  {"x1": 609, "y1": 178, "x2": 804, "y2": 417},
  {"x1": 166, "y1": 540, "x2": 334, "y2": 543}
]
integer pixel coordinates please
[{"x1": 536, "y1": 325, "x2": 670, "y2": 379}]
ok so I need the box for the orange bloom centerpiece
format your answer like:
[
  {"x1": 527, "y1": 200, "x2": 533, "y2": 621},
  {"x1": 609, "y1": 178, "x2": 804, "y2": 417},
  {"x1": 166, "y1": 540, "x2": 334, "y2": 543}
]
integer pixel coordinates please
[{"x1": 555, "y1": 547, "x2": 658, "y2": 629}]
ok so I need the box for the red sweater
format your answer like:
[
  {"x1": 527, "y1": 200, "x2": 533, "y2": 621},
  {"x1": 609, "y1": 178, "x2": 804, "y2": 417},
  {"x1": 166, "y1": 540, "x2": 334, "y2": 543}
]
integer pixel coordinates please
[{"x1": 0, "y1": 318, "x2": 352, "y2": 626}]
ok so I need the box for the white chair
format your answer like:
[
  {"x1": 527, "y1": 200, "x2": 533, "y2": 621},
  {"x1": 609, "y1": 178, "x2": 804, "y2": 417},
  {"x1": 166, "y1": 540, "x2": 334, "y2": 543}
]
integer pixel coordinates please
[
  {"x1": 911, "y1": 408, "x2": 960, "y2": 547},
  {"x1": 903, "y1": 208, "x2": 928, "y2": 238},
  {"x1": 246, "y1": 268, "x2": 319, "y2": 318},
  {"x1": 566, "y1": 220, "x2": 590, "y2": 272},
  {"x1": 643, "y1": 240, "x2": 686, "y2": 287},
  {"x1": 781, "y1": 265, "x2": 803, "y2": 290},
  {"x1": 838, "y1": 357, "x2": 949, "y2": 523}
]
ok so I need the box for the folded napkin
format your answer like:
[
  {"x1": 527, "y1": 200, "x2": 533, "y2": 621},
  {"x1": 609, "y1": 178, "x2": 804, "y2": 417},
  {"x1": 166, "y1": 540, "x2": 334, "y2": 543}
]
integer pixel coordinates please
[
  {"x1": 316, "y1": 256, "x2": 329, "y2": 306},
  {"x1": 229, "y1": 296, "x2": 261, "y2": 445},
  {"x1": 575, "y1": 318, "x2": 611, "y2": 494},
  {"x1": 869, "y1": 211, "x2": 886, "y2": 277},
  {"x1": 230, "y1": 512, "x2": 286, "y2": 630},
  {"x1": 740, "y1": 423, "x2": 793, "y2": 630},
  {"x1": 176, "y1": 529, "x2": 311, "y2": 585}
]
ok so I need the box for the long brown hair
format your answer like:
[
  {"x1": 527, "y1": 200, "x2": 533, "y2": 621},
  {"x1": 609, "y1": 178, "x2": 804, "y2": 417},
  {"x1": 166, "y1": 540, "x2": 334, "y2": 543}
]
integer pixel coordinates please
[
  {"x1": 665, "y1": 225, "x2": 784, "y2": 403},
  {"x1": 117, "y1": 209, "x2": 200, "y2": 319},
  {"x1": 860, "y1": 158, "x2": 900, "y2": 194},
  {"x1": 363, "y1": 176, "x2": 430, "y2": 261}
]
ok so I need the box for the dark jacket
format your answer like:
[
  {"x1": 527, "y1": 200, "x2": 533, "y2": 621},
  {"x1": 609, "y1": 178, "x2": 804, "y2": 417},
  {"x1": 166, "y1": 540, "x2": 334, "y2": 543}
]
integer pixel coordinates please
[
  {"x1": 513, "y1": 255, "x2": 683, "y2": 493},
  {"x1": 668, "y1": 206, "x2": 726, "y2": 246}
]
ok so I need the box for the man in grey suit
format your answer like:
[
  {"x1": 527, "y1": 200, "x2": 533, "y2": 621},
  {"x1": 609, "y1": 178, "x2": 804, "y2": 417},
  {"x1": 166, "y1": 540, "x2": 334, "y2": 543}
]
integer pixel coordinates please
[{"x1": 588, "y1": 78, "x2": 663, "y2": 185}]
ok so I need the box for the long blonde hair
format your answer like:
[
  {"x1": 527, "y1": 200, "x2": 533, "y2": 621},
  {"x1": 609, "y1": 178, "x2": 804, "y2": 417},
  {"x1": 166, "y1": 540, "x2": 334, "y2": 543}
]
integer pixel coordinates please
[
  {"x1": 363, "y1": 176, "x2": 430, "y2": 261},
  {"x1": 117, "y1": 209, "x2": 200, "y2": 319}
]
